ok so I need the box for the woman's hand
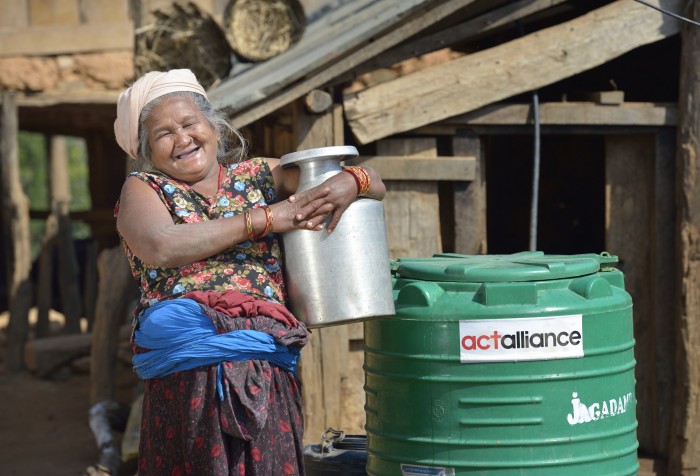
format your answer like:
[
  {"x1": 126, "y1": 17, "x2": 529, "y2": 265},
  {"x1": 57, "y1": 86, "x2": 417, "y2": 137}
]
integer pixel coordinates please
[
  {"x1": 269, "y1": 157, "x2": 386, "y2": 234},
  {"x1": 289, "y1": 171, "x2": 360, "y2": 233},
  {"x1": 270, "y1": 171, "x2": 358, "y2": 233}
]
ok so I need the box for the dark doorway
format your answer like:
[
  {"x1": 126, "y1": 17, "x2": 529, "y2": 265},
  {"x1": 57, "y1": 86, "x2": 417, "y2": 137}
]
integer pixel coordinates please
[{"x1": 485, "y1": 134, "x2": 606, "y2": 255}]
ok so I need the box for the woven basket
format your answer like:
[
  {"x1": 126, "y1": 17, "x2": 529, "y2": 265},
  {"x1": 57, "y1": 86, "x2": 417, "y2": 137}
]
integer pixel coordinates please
[
  {"x1": 223, "y1": 0, "x2": 306, "y2": 62},
  {"x1": 135, "y1": 2, "x2": 232, "y2": 89}
]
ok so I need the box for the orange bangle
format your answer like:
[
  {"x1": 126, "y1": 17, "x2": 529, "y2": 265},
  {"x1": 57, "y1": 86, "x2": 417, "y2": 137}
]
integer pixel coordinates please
[
  {"x1": 244, "y1": 209, "x2": 254, "y2": 241},
  {"x1": 343, "y1": 166, "x2": 371, "y2": 195}
]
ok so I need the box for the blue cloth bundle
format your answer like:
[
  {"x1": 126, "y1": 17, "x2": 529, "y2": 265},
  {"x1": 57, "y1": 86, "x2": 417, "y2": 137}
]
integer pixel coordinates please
[{"x1": 132, "y1": 298, "x2": 300, "y2": 399}]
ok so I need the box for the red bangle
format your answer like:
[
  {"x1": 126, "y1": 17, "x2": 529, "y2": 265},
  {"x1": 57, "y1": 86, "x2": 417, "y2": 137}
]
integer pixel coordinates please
[
  {"x1": 343, "y1": 166, "x2": 371, "y2": 195},
  {"x1": 256, "y1": 206, "x2": 274, "y2": 238}
]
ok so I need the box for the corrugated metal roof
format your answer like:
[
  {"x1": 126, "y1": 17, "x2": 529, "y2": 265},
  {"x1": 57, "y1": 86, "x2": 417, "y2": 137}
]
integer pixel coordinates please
[{"x1": 208, "y1": 0, "x2": 446, "y2": 126}]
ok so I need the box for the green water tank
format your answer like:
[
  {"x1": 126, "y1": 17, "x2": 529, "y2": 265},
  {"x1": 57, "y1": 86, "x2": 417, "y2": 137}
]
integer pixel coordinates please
[{"x1": 364, "y1": 252, "x2": 638, "y2": 476}]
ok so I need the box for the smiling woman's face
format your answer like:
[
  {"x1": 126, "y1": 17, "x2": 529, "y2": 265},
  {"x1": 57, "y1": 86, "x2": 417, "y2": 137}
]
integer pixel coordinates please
[{"x1": 144, "y1": 95, "x2": 220, "y2": 183}]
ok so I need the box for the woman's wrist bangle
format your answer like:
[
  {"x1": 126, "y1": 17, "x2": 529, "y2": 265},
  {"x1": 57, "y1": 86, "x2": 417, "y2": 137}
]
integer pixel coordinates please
[
  {"x1": 244, "y1": 209, "x2": 255, "y2": 241},
  {"x1": 343, "y1": 166, "x2": 371, "y2": 195},
  {"x1": 257, "y1": 206, "x2": 274, "y2": 238},
  {"x1": 244, "y1": 207, "x2": 273, "y2": 242}
]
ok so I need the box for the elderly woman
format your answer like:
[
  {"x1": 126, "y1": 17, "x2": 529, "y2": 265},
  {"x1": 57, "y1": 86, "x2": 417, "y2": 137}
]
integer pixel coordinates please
[{"x1": 113, "y1": 69, "x2": 385, "y2": 476}]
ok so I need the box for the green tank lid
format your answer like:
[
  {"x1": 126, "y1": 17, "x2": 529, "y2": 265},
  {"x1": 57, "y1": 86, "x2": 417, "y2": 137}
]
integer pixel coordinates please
[{"x1": 391, "y1": 251, "x2": 618, "y2": 283}]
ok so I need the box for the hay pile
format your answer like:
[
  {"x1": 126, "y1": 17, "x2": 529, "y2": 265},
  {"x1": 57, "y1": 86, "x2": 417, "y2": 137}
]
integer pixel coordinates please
[
  {"x1": 223, "y1": 0, "x2": 305, "y2": 62},
  {"x1": 135, "y1": 2, "x2": 232, "y2": 89}
]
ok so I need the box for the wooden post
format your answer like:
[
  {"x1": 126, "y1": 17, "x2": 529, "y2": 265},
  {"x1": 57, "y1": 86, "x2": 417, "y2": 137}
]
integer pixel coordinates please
[
  {"x1": 89, "y1": 246, "x2": 136, "y2": 405},
  {"x1": 50, "y1": 135, "x2": 83, "y2": 334},
  {"x1": 0, "y1": 92, "x2": 33, "y2": 371},
  {"x1": 293, "y1": 90, "x2": 350, "y2": 445},
  {"x1": 452, "y1": 129, "x2": 486, "y2": 254},
  {"x1": 83, "y1": 239, "x2": 99, "y2": 330},
  {"x1": 35, "y1": 214, "x2": 57, "y2": 338},
  {"x1": 35, "y1": 134, "x2": 53, "y2": 338},
  {"x1": 653, "y1": 129, "x2": 676, "y2": 457},
  {"x1": 670, "y1": 2, "x2": 700, "y2": 472},
  {"x1": 605, "y1": 134, "x2": 655, "y2": 453}
]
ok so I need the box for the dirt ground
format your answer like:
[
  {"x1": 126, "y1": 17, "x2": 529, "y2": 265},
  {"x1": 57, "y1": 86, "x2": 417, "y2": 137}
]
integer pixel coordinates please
[
  {"x1": 0, "y1": 370, "x2": 104, "y2": 476},
  {"x1": 0, "y1": 312, "x2": 139, "y2": 476}
]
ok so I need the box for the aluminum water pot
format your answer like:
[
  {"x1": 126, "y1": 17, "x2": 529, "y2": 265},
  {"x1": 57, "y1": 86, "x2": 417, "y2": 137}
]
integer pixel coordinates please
[{"x1": 280, "y1": 146, "x2": 395, "y2": 328}]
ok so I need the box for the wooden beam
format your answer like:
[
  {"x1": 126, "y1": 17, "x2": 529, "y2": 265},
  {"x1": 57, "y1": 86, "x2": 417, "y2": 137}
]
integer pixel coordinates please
[
  {"x1": 344, "y1": 0, "x2": 682, "y2": 144},
  {"x1": 350, "y1": 155, "x2": 475, "y2": 181},
  {"x1": 222, "y1": 0, "x2": 479, "y2": 128},
  {"x1": 589, "y1": 91, "x2": 625, "y2": 105},
  {"x1": 434, "y1": 102, "x2": 678, "y2": 127},
  {"x1": 362, "y1": 0, "x2": 568, "y2": 74},
  {"x1": 24, "y1": 333, "x2": 92, "y2": 375},
  {"x1": 0, "y1": 23, "x2": 133, "y2": 56},
  {"x1": 304, "y1": 90, "x2": 333, "y2": 114},
  {"x1": 16, "y1": 91, "x2": 121, "y2": 107}
]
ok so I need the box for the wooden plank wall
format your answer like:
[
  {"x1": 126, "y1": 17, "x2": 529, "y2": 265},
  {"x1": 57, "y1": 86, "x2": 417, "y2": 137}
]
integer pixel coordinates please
[
  {"x1": 0, "y1": 0, "x2": 226, "y2": 57},
  {"x1": 281, "y1": 94, "x2": 482, "y2": 444},
  {"x1": 452, "y1": 129, "x2": 486, "y2": 254},
  {"x1": 343, "y1": 0, "x2": 682, "y2": 144},
  {"x1": 378, "y1": 138, "x2": 442, "y2": 259}
]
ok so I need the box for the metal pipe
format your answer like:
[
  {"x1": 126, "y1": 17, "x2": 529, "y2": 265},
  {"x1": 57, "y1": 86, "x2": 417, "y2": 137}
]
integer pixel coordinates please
[{"x1": 529, "y1": 91, "x2": 541, "y2": 251}]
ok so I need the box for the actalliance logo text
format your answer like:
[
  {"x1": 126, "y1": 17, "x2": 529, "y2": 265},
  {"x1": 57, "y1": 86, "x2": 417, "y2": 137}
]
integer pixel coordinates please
[
  {"x1": 459, "y1": 315, "x2": 584, "y2": 363},
  {"x1": 460, "y1": 329, "x2": 582, "y2": 350}
]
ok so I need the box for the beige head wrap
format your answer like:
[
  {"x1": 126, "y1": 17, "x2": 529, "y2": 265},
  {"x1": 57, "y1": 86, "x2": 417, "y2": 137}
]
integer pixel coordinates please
[{"x1": 114, "y1": 69, "x2": 208, "y2": 160}]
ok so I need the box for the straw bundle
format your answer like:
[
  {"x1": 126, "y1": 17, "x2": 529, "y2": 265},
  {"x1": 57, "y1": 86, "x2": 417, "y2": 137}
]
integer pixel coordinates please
[
  {"x1": 135, "y1": 2, "x2": 232, "y2": 89},
  {"x1": 223, "y1": 0, "x2": 306, "y2": 62}
]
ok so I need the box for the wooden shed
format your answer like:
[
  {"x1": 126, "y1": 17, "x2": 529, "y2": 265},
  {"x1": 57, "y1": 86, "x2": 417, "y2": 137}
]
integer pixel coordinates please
[
  {"x1": 206, "y1": 0, "x2": 698, "y2": 473},
  {"x1": 2, "y1": 0, "x2": 700, "y2": 474}
]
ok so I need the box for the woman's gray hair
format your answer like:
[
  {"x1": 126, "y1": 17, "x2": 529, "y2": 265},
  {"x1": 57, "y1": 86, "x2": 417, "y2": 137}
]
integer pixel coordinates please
[{"x1": 132, "y1": 91, "x2": 248, "y2": 172}]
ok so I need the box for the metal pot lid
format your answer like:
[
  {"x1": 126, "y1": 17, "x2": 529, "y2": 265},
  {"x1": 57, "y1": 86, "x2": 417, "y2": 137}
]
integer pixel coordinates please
[
  {"x1": 280, "y1": 146, "x2": 358, "y2": 167},
  {"x1": 391, "y1": 251, "x2": 618, "y2": 283}
]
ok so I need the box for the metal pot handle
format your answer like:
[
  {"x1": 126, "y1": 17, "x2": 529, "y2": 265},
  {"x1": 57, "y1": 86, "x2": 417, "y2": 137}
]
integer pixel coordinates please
[{"x1": 320, "y1": 427, "x2": 345, "y2": 453}]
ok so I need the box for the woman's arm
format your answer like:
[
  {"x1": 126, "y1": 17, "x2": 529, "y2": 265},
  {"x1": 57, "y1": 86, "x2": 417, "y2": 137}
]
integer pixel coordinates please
[
  {"x1": 116, "y1": 175, "x2": 333, "y2": 268},
  {"x1": 117, "y1": 177, "x2": 247, "y2": 268}
]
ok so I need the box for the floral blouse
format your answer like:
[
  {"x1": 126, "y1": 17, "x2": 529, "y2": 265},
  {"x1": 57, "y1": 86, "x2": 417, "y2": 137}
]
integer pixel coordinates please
[{"x1": 115, "y1": 158, "x2": 287, "y2": 319}]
